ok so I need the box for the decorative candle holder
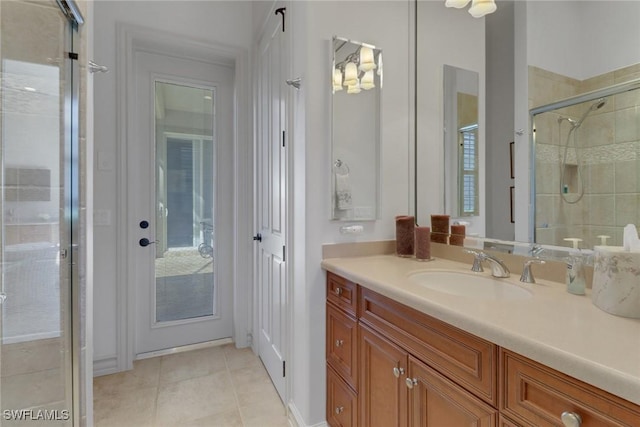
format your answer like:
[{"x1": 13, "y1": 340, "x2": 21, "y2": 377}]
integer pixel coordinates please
[
  {"x1": 415, "y1": 226, "x2": 433, "y2": 261},
  {"x1": 395, "y1": 215, "x2": 415, "y2": 257},
  {"x1": 431, "y1": 214, "x2": 450, "y2": 234},
  {"x1": 430, "y1": 232, "x2": 449, "y2": 244},
  {"x1": 450, "y1": 224, "x2": 466, "y2": 246}
]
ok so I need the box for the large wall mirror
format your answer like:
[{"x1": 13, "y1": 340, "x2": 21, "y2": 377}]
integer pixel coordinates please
[
  {"x1": 415, "y1": 0, "x2": 640, "y2": 250},
  {"x1": 331, "y1": 36, "x2": 382, "y2": 221}
]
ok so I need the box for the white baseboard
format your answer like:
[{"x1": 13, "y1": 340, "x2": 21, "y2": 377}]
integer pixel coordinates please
[
  {"x1": 93, "y1": 355, "x2": 118, "y2": 376},
  {"x1": 288, "y1": 402, "x2": 328, "y2": 427}
]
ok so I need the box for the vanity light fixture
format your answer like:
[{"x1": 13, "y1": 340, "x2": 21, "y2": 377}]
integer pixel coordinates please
[
  {"x1": 360, "y1": 70, "x2": 375, "y2": 90},
  {"x1": 343, "y1": 62, "x2": 359, "y2": 87},
  {"x1": 445, "y1": 0, "x2": 496, "y2": 18},
  {"x1": 347, "y1": 80, "x2": 362, "y2": 94},
  {"x1": 358, "y1": 46, "x2": 376, "y2": 72},
  {"x1": 333, "y1": 38, "x2": 381, "y2": 95},
  {"x1": 332, "y1": 68, "x2": 344, "y2": 92},
  {"x1": 445, "y1": 0, "x2": 471, "y2": 8}
]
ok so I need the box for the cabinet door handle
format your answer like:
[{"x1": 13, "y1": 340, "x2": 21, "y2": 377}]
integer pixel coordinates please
[
  {"x1": 335, "y1": 339, "x2": 344, "y2": 347},
  {"x1": 561, "y1": 412, "x2": 582, "y2": 427},
  {"x1": 393, "y1": 367, "x2": 405, "y2": 378},
  {"x1": 335, "y1": 406, "x2": 344, "y2": 415},
  {"x1": 334, "y1": 287, "x2": 342, "y2": 296},
  {"x1": 405, "y1": 377, "x2": 417, "y2": 389}
]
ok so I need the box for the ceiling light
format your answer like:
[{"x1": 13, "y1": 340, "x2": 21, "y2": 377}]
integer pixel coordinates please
[
  {"x1": 468, "y1": 0, "x2": 496, "y2": 18},
  {"x1": 204, "y1": 95, "x2": 212, "y2": 100},
  {"x1": 24, "y1": 87, "x2": 36, "y2": 92}
]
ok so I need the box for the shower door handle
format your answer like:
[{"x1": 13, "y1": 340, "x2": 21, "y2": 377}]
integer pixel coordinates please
[{"x1": 0, "y1": 292, "x2": 6, "y2": 305}]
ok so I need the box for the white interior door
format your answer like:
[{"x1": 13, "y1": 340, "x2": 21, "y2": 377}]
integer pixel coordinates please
[
  {"x1": 130, "y1": 49, "x2": 234, "y2": 355},
  {"x1": 255, "y1": 10, "x2": 288, "y2": 401}
]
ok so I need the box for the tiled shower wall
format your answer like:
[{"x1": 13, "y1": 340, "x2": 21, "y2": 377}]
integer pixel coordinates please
[{"x1": 531, "y1": 64, "x2": 640, "y2": 248}]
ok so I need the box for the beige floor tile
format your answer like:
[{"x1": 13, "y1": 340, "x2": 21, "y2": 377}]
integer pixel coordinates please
[
  {"x1": 94, "y1": 358, "x2": 161, "y2": 398},
  {"x1": 93, "y1": 345, "x2": 286, "y2": 427},
  {"x1": 159, "y1": 346, "x2": 227, "y2": 384},
  {"x1": 223, "y1": 345, "x2": 263, "y2": 372},
  {"x1": 155, "y1": 371, "x2": 237, "y2": 425},
  {"x1": 1, "y1": 368, "x2": 66, "y2": 409},
  {"x1": 156, "y1": 409, "x2": 243, "y2": 427},
  {"x1": 1, "y1": 338, "x2": 63, "y2": 377},
  {"x1": 93, "y1": 386, "x2": 157, "y2": 427},
  {"x1": 235, "y1": 380, "x2": 283, "y2": 409}
]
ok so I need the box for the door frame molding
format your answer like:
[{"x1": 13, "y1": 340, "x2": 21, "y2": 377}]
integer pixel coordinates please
[{"x1": 115, "y1": 23, "x2": 251, "y2": 371}]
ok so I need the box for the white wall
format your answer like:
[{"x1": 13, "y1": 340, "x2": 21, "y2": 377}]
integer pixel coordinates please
[
  {"x1": 289, "y1": 1, "x2": 412, "y2": 424},
  {"x1": 527, "y1": 1, "x2": 640, "y2": 80},
  {"x1": 486, "y1": 1, "x2": 515, "y2": 241},
  {"x1": 92, "y1": 0, "x2": 252, "y2": 372}
]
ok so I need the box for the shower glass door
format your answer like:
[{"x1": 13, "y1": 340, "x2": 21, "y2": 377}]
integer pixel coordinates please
[{"x1": 1, "y1": 0, "x2": 78, "y2": 423}]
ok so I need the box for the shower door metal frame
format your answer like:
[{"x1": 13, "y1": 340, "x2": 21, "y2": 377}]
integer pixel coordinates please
[
  {"x1": 528, "y1": 77, "x2": 640, "y2": 243},
  {"x1": 57, "y1": 1, "x2": 83, "y2": 426}
]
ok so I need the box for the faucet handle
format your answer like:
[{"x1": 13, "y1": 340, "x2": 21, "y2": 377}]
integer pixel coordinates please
[
  {"x1": 520, "y1": 259, "x2": 546, "y2": 283},
  {"x1": 464, "y1": 249, "x2": 484, "y2": 272}
]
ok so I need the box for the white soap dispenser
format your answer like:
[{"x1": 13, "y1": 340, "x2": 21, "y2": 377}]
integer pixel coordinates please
[{"x1": 563, "y1": 238, "x2": 586, "y2": 295}]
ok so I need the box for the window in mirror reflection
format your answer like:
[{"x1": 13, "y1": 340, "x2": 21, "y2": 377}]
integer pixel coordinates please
[
  {"x1": 459, "y1": 124, "x2": 478, "y2": 216},
  {"x1": 443, "y1": 65, "x2": 479, "y2": 220}
]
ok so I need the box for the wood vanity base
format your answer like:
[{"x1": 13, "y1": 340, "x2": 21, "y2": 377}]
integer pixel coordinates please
[{"x1": 325, "y1": 271, "x2": 640, "y2": 427}]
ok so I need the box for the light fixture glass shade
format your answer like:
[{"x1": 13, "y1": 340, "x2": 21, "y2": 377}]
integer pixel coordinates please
[
  {"x1": 360, "y1": 70, "x2": 375, "y2": 90},
  {"x1": 445, "y1": 0, "x2": 471, "y2": 9},
  {"x1": 343, "y1": 62, "x2": 358, "y2": 86},
  {"x1": 347, "y1": 80, "x2": 361, "y2": 94},
  {"x1": 332, "y1": 68, "x2": 343, "y2": 92},
  {"x1": 358, "y1": 46, "x2": 376, "y2": 72},
  {"x1": 468, "y1": 0, "x2": 496, "y2": 17},
  {"x1": 377, "y1": 52, "x2": 383, "y2": 89}
]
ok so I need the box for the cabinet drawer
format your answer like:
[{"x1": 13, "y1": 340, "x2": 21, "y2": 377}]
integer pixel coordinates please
[
  {"x1": 327, "y1": 272, "x2": 358, "y2": 316},
  {"x1": 327, "y1": 303, "x2": 358, "y2": 390},
  {"x1": 499, "y1": 415, "x2": 521, "y2": 427},
  {"x1": 327, "y1": 365, "x2": 358, "y2": 427},
  {"x1": 359, "y1": 287, "x2": 498, "y2": 406},
  {"x1": 501, "y1": 349, "x2": 640, "y2": 426}
]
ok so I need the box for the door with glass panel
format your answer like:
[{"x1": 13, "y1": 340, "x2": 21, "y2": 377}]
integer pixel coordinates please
[
  {"x1": 132, "y1": 50, "x2": 234, "y2": 354},
  {"x1": 1, "y1": 0, "x2": 80, "y2": 423}
]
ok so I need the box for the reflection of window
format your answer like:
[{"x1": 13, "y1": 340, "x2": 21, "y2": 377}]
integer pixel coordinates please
[{"x1": 459, "y1": 124, "x2": 478, "y2": 216}]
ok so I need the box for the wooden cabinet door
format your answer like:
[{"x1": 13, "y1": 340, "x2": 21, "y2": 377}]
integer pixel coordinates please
[
  {"x1": 327, "y1": 366, "x2": 358, "y2": 427},
  {"x1": 408, "y1": 356, "x2": 498, "y2": 427},
  {"x1": 359, "y1": 324, "x2": 409, "y2": 427}
]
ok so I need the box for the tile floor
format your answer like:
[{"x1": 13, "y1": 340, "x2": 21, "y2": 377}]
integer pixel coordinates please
[{"x1": 93, "y1": 344, "x2": 289, "y2": 427}]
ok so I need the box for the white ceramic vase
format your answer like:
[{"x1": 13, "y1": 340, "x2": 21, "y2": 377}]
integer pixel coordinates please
[{"x1": 592, "y1": 246, "x2": 640, "y2": 319}]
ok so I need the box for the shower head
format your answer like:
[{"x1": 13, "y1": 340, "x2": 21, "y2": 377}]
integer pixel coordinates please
[{"x1": 573, "y1": 97, "x2": 607, "y2": 128}]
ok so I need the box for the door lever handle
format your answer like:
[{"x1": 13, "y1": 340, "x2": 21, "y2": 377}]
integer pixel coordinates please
[
  {"x1": 139, "y1": 238, "x2": 157, "y2": 247},
  {"x1": 253, "y1": 233, "x2": 262, "y2": 242}
]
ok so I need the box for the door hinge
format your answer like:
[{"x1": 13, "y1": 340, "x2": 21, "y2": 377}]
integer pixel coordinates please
[
  {"x1": 283, "y1": 360, "x2": 286, "y2": 377},
  {"x1": 275, "y1": 7, "x2": 286, "y2": 32},
  {"x1": 68, "y1": 52, "x2": 78, "y2": 60},
  {"x1": 282, "y1": 130, "x2": 285, "y2": 147},
  {"x1": 283, "y1": 245, "x2": 286, "y2": 262}
]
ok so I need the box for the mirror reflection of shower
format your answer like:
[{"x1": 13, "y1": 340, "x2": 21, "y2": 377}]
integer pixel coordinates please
[{"x1": 557, "y1": 97, "x2": 607, "y2": 203}]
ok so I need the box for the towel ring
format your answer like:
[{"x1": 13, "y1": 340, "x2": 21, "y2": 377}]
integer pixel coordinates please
[{"x1": 334, "y1": 159, "x2": 350, "y2": 175}]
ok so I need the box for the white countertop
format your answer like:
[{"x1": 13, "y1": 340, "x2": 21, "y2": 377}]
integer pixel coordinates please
[{"x1": 321, "y1": 255, "x2": 640, "y2": 405}]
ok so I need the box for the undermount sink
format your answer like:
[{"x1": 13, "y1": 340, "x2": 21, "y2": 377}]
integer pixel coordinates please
[{"x1": 408, "y1": 270, "x2": 532, "y2": 300}]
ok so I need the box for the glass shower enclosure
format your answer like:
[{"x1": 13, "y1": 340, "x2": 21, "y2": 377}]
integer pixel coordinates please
[{"x1": 1, "y1": 0, "x2": 82, "y2": 424}]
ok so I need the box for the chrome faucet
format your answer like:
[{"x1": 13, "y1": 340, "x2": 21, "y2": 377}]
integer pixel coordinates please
[
  {"x1": 520, "y1": 259, "x2": 546, "y2": 283},
  {"x1": 465, "y1": 250, "x2": 510, "y2": 278}
]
